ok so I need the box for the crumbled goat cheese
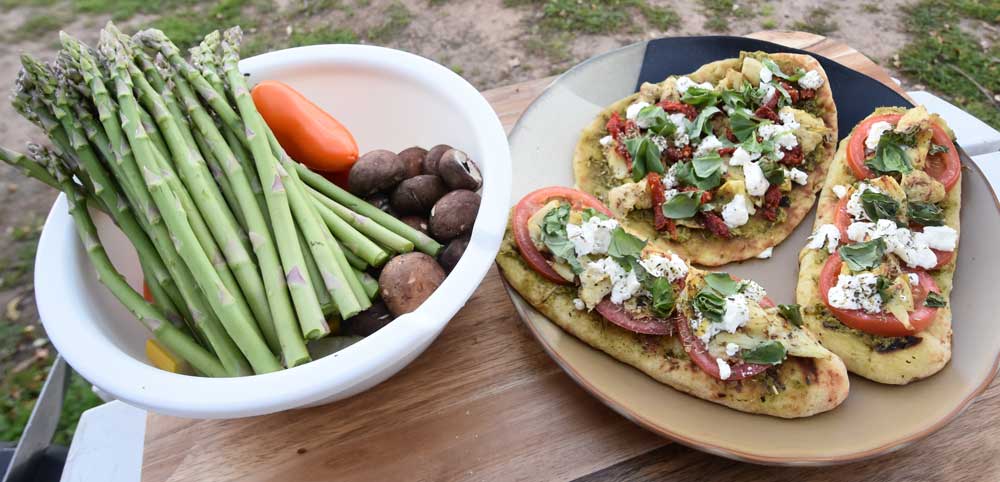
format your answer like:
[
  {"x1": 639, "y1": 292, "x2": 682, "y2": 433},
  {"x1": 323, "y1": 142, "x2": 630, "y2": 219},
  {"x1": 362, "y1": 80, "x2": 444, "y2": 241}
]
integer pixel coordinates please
[
  {"x1": 778, "y1": 109, "x2": 800, "y2": 130},
  {"x1": 573, "y1": 298, "x2": 586, "y2": 311},
  {"x1": 625, "y1": 101, "x2": 650, "y2": 121},
  {"x1": 668, "y1": 113, "x2": 691, "y2": 146},
  {"x1": 725, "y1": 343, "x2": 741, "y2": 357},
  {"x1": 807, "y1": 224, "x2": 841, "y2": 253},
  {"x1": 798, "y1": 70, "x2": 824, "y2": 89},
  {"x1": 676, "y1": 76, "x2": 712, "y2": 94},
  {"x1": 914, "y1": 226, "x2": 958, "y2": 251},
  {"x1": 845, "y1": 183, "x2": 882, "y2": 221},
  {"x1": 865, "y1": 121, "x2": 894, "y2": 152},
  {"x1": 850, "y1": 219, "x2": 938, "y2": 269},
  {"x1": 639, "y1": 253, "x2": 689, "y2": 282},
  {"x1": 721, "y1": 194, "x2": 750, "y2": 228},
  {"x1": 832, "y1": 185, "x2": 849, "y2": 199},
  {"x1": 586, "y1": 257, "x2": 643, "y2": 305},
  {"x1": 611, "y1": 269, "x2": 642, "y2": 305},
  {"x1": 743, "y1": 161, "x2": 770, "y2": 197},
  {"x1": 729, "y1": 146, "x2": 760, "y2": 166},
  {"x1": 717, "y1": 358, "x2": 732, "y2": 380},
  {"x1": 650, "y1": 135, "x2": 670, "y2": 151},
  {"x1": 739, "y1": 280, "x2": 768, "y2": 302},
  {"x1": 756, "y1": 247, "x2": 773, "y2": 259},
  {"x1": 761, "y1": 84, "x2": 777, "y2": 106},
  {"x1": 908, "y1": 273, "x2": 920, "y2": 286},
  {"x1": 694, "y1": 135, "x2": 724, "y2": 158},
  {"x1": 599, "y1": 135, "x2": 613, "y2": 147},
  {"x1": 759, "y1": 66, "x2": 773, "y2": 84},
  {"x1": 662, "y1": 163, "x2": 680, "y2": 189},
  {"x1": 698, "y1": 293, "x2": 750, "y2": 343},
  {"x1": 566, "y1": 217, "x2": 619, "y2": 257},
  {"x1": 758, "y1": 123, "x2": 799, "y2": 149},
  {"x1": 787, "y1": 167, "x2": 809, "y2": 185},
  {"x1": 828, "y1": 273, "x2": 883, "y2": 313}
]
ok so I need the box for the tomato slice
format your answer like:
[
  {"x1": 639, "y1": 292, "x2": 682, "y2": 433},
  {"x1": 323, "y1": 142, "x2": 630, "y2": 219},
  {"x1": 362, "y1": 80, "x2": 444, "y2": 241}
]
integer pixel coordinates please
[
  {"x1": 676, "y1": 315, "x2": 770, "y2": 381},
  {"x1": 595, "y1": 299, "x2": 674, "y2": 335},
  {"x1": 846, "y1": 113, "x2": 902, "y2": 180},
  {"x1": 846, "y1": 113, "x2": 960, "y2": 191},
  {"x1": 819, "y1": 253, "x2": 940, "y2": 336},
  {"x1": 924, "y1": 122, "x2": 961, "y2": 192},
  {"x1": 512, "y1": 187, "x2": 615, "y2": 284}
]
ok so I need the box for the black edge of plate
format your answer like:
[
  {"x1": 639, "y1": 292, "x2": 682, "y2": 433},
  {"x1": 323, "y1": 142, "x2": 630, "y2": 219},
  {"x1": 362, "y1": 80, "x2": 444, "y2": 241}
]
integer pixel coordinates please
[{"x1": 635, "y1": 35, "x2": 913, "y2": 140}]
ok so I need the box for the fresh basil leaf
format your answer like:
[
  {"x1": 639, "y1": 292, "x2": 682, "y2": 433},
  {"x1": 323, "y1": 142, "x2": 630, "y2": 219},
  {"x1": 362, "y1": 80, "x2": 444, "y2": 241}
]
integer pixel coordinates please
[
  {"x1": 929, "y1": 143, "x2": 950, "y2": 156},
  {"x1": 681, "y1": 86, "x2": 720, "y2": 107},
  {"x1": 650, "y1": 118, "x2": 677, "y2": 138},
  {"x1": 607, "y1": 227, "x2": 646, "y2": 260},
  {"x1": 773, "y1": 82, "x2": 792, "y2": 107},
  {"x1": 740, "y1": 341, "x2": 787, "y2": 365},
  {"x1": 908, "y1": 201, "x2": 944, "y2": 226},
  {"x1": 866, "y1": 134, "x2": 913, "y2": 175},
  {"x1": 649, "y1": 277, "x2": 676, "y2": 318},
  {"x1": 777, "y1": 304, "x2": 803, "y2": 327},
  {"x1": 925, "y1": 291, "x2": 947, "y2": 308},
  {"x1": 625, "y1": 135, "x2": 664, "y2": 182},
  {"x1": 693, "y1": 152, "x2": 725, "y2": 178},
  {"x1": 838, "y1": 238, "x2": 887, "y2": 271},
  {"x1": 540, "y1": 204, "x2": 582, "y2": 273},
  {"x1": 729, "y1": 109, "x2": 760, "y2": 142},
  {"x1": 674, "y1": 161, "x2": 723, "y2": 191},
  {"x1": 721, "y1": 89, "x2": 748, "y2": 110},
  {"x1": 860, "y1": 190, "x2": 900, "y2": 222},
  {"x1": 580, "y1": 208, "x2": 609, "y2": 222},
  {"x1": 875, "y1": 275, "x2": 894, "y2": 303},
  {"x1": 761, "y1": 161, "x2": 785, "y2": 186},
  {"x1": 636, "y1": 105, "x2": 668, "y2": 129},
  {"x1": 693, "y1": 290, "x2": 726, "y2": 322},
  {"x1": 689, "y1": 106, "x2": 721, "y2": 139},
  {"x1": 703, "y1": 272, "x2": 740, "y2": 296},
  {"x1": 661, "y1": 191, "x2": 703, "y2": 219}
]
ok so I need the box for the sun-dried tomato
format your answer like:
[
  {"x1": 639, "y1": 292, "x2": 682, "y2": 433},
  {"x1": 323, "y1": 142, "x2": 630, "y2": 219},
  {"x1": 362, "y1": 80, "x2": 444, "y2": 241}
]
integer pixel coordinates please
[
  {"x1": 717, "y1": 146, "x2": 736, "y2": 157},
  {"x1": 780, "y1": 81, "x2": 801, "y2": 104},
  {"x1": 658, "y1": 100, "x2": 698, "y2": 121},
  {"x1": 761, "y1": 185, "x2": 782, "y2": 221},
  {"x1": 664, "y1": 145, "x2": 693, "y2": 162},
  {"x1": 605, "y1": 112, "x2": 637, "y2": 169},
  {"x1": 763, "y1": 89, "x2": 779, "y2": 110},
  {"x1": 724, "y1": 127, "x2": 738, "y2": 143},
  {"x1": 754, "y1": 105, "x2": 779, "y2": 122},
  {"x1": 780, "y1": 145, "x2": 804, "y2": 166},
  {"x1": 647, "y1": 172, "x2": 676, "y2": 235},
  {"x1": 701, "y1": 212, "x2": 731, "y2": 238},
  {"x1": 681, "y1": 186, "x2": 713, "y2": 203},
  {"x1": 799, "y1": 88, "x2": 816, "y2": 101}
]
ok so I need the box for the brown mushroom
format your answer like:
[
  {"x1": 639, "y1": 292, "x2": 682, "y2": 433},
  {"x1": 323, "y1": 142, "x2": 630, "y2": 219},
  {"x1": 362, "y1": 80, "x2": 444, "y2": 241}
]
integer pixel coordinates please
[
  {"x1": 422, "y1": 144, "x2": 453, "y2": 175},
  {"x1": 364, "y1": 193, "x2": 394, "y2": 215},
  {"x1": 341, "y1": 301, "x2": 394, "y2": 336},
  {"x1": 429, "y1": 189, "x2": 480, "y2": 241},
  {"x1": 397, "y1": 146, "x2": 427, "y2": 179},
  {"x1": 438, "y1": 149, "x2": 483, "y2": 191},
  {"x1": 400, "y1": 216, "x2": 430, "y2": 235},
  {"x1": 348, "y1": 150, "x2": 404, "y2": 196},
  {"x1": 389, "y1": 174, "x2": 448, "y2": 215},
  {"x1": 379, "y1": 253, "x2": 446, "y2": 316},
  {"x1": 439, "y1": 235, "x2": 470, "y2": 273}
]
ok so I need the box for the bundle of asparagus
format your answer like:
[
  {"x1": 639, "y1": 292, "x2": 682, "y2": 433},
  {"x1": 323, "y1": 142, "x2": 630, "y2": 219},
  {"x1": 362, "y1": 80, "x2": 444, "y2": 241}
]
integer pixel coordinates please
[{"x1": 0, "y1": 23, "x2": 442, "y2": 377}]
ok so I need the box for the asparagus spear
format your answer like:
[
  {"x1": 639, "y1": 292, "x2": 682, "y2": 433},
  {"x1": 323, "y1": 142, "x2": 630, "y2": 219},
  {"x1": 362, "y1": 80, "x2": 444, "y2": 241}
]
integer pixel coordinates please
[
  {"x1": 296, "y1": 165, "x2": 442, "y2": 255},
  {"x1": 0, "y1": 145, "x2": 57, "y2": 189},
  {"x1": 43, "y1": 150, "x2": 226, "y2": 377},
  {"x1": 170, "y1": 61, "x2": 306, "y2": 362},
  {"x1": 101, "y1": 29, "x2": 280, "y2": 374},
  {"x1": 215, "y1": 27, "x2": 329, "y2": 343},
  {"x1": 61, "y1": 34, "x2": 253, "y2": 375}
]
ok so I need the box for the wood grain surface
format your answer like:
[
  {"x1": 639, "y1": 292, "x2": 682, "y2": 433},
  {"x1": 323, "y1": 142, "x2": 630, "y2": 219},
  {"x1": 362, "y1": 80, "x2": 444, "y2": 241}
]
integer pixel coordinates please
[{"x1": 143, "y1": 32, "x2": 998, "y2": 482}]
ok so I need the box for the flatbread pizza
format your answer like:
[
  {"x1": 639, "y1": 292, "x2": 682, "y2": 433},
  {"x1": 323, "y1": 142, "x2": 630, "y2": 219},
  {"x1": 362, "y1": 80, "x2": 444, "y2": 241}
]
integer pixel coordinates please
[
  {"x1": 796, "y1": 106, "x2": 960, "y2": 384},
  {"x1": 497, "y1": 186, "x2": 849, "y2": 418},
  {"x1": 574, "y1": 51, "x2": 837, "y2": 265}
]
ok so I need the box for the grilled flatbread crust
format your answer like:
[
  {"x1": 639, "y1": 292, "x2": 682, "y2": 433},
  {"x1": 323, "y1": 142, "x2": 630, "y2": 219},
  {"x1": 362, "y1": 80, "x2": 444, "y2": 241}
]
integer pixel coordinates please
[
  {"x1": 796, "y1": 107, "x2": 957, "y2": 385},
  {"x1": 497, "y1": 222, "x2": 849, "y2": 418},
  {"x1": 574, "y1": 53, "x2": 837, "y2": 266}
]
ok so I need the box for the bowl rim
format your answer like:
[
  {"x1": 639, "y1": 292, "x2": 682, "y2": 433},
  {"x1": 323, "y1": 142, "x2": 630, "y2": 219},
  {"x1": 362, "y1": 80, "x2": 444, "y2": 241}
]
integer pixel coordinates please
[{"x1": 35, "y1": 43, "x2": 511, "y2": 419}]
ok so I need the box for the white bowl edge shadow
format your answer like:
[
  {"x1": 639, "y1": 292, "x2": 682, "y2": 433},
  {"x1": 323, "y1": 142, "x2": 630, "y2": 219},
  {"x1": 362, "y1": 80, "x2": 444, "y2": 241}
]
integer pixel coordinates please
[{"x1": 34, "y1": 44, "x2": 512, "y2": 419}]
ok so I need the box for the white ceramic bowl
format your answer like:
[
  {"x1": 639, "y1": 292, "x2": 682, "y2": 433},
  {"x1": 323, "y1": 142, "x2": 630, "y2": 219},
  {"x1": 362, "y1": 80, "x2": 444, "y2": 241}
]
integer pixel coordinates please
[{"x1": 34, "y1": 45, "x2": 511, "y2": 419}]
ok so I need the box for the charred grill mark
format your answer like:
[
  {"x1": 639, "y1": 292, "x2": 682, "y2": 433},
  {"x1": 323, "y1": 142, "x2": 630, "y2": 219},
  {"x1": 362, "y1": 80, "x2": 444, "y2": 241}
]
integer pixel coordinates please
[{"x1": 874, "y1": 336, "x2": 924, "y2": 353}]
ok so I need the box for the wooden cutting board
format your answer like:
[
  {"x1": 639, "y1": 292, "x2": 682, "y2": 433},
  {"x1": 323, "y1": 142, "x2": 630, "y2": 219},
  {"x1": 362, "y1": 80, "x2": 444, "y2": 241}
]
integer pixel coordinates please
[{"x1": 142, "y1": 32, "x2": 1000, "y2": 481}]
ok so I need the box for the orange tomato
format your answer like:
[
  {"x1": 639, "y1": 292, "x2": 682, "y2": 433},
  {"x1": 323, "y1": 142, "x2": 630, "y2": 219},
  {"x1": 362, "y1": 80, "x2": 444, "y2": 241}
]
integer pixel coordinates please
[{"x1": 251, "y1": 80, "x2": 359, "y2": 173}]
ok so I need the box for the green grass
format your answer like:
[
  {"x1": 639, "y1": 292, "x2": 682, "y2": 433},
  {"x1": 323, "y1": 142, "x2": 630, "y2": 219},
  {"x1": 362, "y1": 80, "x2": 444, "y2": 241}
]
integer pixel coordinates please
[
  {"x1": 861, "y1": 4, "x2": 881, "y2": 13},
  {"x1": 792, "y1": 7, "x2": 838, "y2": 35},
  {"x1": 761, "y1": 18, "x2": 777, "y2": 29},
  {"x1": 699, "y1": 0, "x2": 757, "y2": 32},
  {"x1": 897, "y1": 0, "x2": 1000, "y2": 130},
  {"x1": 0, "y1": 223, "x2": 40, "y2": 290},
  {"x1": 147, "y1": 0, "x2": 260, "y2": 50},
  {"x1": 73, "y1": 0, "x2": 200, "y2": 21},
  {"x1": 508, "y1": 0, "x2": 678, "y2": 34},
  {"x1": 366, "y1": 1, "x2": 412, "y2": 43},
  {"x1": 10, "y1": 11, "x2": 67, "y2": 39}
]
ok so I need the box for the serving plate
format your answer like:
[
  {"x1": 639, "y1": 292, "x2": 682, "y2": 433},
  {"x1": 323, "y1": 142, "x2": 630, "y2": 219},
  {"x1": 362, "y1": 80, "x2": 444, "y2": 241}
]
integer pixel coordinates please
[
  {"x1": 35, "y1": 44, "x2": 511, "y2": 419},
  {"x1": 503, "y1": 37, "x2": 1000, "y2": 464}
]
